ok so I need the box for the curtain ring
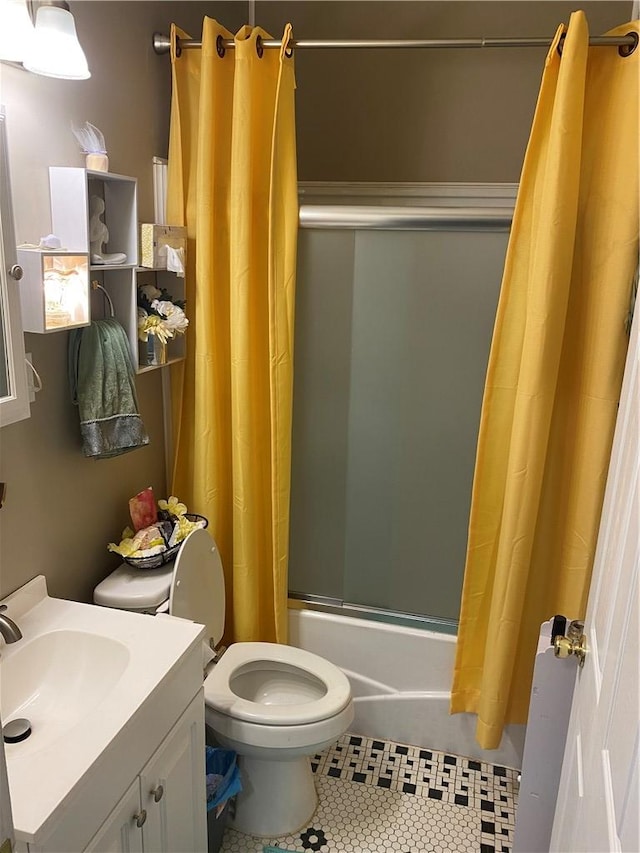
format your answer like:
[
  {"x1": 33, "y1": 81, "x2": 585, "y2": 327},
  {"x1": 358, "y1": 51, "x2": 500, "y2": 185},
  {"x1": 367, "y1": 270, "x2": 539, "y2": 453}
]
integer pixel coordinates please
[
  {"x1": 256, "y1": 34, "x2": 264, "y2": 58},
  {"x1": 619, "y1": 31, "x2": 638, "y2": 57},
  {"x1": 175, "y1": 35, "x2": 182, "y2": 58},
  {"x1": 556, "y1": 32, "x2": 566, "y2": 56},
  {"x1": 216, "y1": 34, "x2": 226, "y2": 58},
  {"x1": 282, "y1": 24, "x2": 294, "y2": 58}
]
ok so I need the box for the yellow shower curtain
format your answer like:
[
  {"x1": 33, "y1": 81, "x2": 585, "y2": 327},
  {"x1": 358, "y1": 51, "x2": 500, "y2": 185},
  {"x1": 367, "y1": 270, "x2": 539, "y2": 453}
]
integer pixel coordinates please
[
  {"x1": 166, "y1": 19, "x2": 298, "y2": 643},
  {"x1": 451, "y1": 12, "x2": 639, "y2": 750}
]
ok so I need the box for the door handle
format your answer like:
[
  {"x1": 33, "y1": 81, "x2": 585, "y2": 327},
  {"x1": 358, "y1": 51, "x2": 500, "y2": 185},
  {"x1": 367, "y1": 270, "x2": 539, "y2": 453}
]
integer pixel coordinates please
[
  {"x1": 133, "y1": 809, "x2": 147, "y2": 828},
  {"x1": 553, "y1": 619, "x2": 587, "y2": 667},
  {"x1": 151, "y1": 784, "x2": 164, "y2": 803}
]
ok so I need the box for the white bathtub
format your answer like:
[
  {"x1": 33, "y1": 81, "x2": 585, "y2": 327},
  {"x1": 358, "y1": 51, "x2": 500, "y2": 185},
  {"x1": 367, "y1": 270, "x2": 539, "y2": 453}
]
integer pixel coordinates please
[{"x1": 288, "y1": 607, "x2": 525, "y2": 769}]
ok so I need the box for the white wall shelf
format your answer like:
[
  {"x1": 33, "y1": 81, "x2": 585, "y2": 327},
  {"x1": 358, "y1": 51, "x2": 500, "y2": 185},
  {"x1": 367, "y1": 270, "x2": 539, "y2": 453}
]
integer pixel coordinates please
[
  {"x1": 49, "y1": 167, "x2": 186, "y2": 374},
  {"x1": 17, "y1": 248, "x2": 90, "y2": 334}
]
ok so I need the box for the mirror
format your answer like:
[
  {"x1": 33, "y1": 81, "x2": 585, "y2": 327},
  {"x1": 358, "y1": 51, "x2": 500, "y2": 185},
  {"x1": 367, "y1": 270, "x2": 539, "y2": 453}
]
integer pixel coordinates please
[{"x1": 0, "y1": 107, "x2": 30, "y2": 427}]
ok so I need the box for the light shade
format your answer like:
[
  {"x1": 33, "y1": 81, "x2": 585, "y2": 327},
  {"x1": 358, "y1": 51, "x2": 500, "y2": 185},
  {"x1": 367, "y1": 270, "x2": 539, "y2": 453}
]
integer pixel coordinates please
[
  {"x1": 23, "y1": 4, "x2": 90, "y2": 79},
  {"x1": 0, "y1": 0, "x2": 35, "y2": 62}
]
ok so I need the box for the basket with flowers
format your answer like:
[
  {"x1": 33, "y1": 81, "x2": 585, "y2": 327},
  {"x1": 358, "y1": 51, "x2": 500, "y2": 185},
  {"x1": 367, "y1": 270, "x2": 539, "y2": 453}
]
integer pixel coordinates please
[{"x1": 108, "y1": 489, "x2": 207, "y2": 569}]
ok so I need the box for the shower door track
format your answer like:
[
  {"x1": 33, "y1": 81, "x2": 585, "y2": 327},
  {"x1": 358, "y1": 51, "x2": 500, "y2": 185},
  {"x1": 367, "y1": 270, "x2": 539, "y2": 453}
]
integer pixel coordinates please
[{"x1": 289, "y1": 592, "x2": 458, "y2": 635}]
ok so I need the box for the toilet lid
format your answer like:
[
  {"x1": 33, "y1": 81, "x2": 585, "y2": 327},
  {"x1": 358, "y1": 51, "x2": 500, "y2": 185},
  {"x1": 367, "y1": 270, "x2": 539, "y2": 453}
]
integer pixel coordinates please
[
  {"x1": 169, "y1": 528, "x2": 225, "y2": 647},
  {"x1": 204, "y1": 641, "x2": 352, "y2": 726},
  {"x1": 93, "y1": 562, "x2": 174, "y2": 609}
]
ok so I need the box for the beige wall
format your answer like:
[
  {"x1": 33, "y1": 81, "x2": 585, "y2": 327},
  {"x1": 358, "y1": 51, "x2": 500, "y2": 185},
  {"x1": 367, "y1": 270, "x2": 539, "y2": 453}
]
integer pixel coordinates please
[
  {"x1": 0, "y1": 1, "x2": 247, "y2": 602},
  {"x1": 257, "y1": 1, "x2": 633, "y2": 182},
  {"x1": 0, "y1": 0, "x2": 633, "y2": 603}
]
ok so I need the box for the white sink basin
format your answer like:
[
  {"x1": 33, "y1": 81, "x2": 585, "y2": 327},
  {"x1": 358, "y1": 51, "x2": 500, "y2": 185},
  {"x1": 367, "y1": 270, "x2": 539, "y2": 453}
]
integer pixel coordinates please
[{"x1": 1, "y1": 630, "x2": 130, "y2": 756}]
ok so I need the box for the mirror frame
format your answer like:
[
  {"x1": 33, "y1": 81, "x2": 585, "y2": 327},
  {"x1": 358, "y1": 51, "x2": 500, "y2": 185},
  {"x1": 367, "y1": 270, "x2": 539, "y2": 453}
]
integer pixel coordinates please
[{"x1": 0, "y1": 107, "x2": 30, "y2": 427}]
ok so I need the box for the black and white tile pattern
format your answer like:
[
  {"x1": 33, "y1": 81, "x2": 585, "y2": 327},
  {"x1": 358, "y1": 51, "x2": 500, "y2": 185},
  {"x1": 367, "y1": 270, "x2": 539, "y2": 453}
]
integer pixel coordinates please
[{"x1": 220, "y1": 733, "x2": 519, "y2": 852}]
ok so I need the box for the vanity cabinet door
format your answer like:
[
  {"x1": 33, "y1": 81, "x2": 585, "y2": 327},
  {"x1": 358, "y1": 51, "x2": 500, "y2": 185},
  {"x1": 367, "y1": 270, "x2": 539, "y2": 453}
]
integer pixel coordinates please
[
  {"x1": 84, "y1": 779, "x2": 144, "y2": 853},
  {"x1": 139, "y1": 690, "x2": 206, "y2": 853}
]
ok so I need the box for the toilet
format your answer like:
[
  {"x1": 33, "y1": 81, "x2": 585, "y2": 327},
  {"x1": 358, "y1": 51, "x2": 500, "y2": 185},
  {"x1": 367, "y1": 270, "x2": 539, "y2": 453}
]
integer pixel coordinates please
[{"x1": 94, "y1": 528, "x2": 354, "y2": 837}]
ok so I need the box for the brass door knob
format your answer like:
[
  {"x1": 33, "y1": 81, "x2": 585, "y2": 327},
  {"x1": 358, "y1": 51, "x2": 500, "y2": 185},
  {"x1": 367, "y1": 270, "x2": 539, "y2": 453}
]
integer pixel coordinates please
[{"x1": 553, "y1": 632, "x2": 587, "y2": 667}]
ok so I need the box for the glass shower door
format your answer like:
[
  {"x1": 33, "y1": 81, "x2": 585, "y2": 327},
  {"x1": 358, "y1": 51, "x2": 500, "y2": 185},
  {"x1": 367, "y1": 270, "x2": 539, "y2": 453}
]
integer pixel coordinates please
[{"x1": 289, "y1": 204, "x2": 510, "y2": 627}]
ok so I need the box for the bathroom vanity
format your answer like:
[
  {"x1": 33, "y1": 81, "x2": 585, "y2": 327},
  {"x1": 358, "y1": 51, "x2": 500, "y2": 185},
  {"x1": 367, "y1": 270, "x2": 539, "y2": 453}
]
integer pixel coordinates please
[{"x1": 0, "y1": 576, "x2": 207, "y2": 853}]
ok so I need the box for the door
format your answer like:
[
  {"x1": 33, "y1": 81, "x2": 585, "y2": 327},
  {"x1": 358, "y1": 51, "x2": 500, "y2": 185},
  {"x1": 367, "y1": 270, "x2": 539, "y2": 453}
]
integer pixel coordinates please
[
  {"x1": 550, "y1": 301, "x2": 639, "y2": 852},
  {"x1": 139, "y1": 690, "x2": 207, "y2": 853},
  {"x1": 84, "y1": 779, "x2": 144, "y2": 853}
]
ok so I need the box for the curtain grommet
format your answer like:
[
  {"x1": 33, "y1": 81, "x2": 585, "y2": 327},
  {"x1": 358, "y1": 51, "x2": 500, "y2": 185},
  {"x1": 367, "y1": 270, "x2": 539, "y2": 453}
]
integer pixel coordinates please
[
  {"x1": 618, "y1": 31, "x2": 638, "y2": 57},
  {"x1": 175, "y1": 36, "x2": 182, "y2": 58},
  {"x1": 284, "y1": 42, "x2": 294, "y2": 58},
  {"x1": 216, "y1": 34, "x2": 226, "y2": 58},
  {"x1": 556, "y1": 32, "x2": 566, "y2": 56},
  {"x1": 256, "y1": 34, "x2": 264, "y2": 58}
]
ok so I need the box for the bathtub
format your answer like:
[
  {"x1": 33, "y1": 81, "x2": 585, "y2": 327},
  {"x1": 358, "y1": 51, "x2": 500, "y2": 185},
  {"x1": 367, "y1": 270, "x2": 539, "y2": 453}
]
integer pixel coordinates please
[{"x1": 288, "y1": 607, "x2": 525, "y2": 769}]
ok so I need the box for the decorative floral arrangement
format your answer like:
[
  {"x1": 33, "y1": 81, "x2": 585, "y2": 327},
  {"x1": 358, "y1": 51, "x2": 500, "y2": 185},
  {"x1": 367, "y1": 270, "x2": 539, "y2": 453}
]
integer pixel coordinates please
[
  {"x1": 137, "y1": 284, "x2": 188, "y2": 345},
  {"x1": 108, "y1": 489, "x2": 206, "y2": 563}
]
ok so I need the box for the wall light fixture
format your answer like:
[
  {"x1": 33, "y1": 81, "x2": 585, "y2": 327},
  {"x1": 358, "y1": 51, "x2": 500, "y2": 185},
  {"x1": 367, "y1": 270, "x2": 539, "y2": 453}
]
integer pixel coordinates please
[{"x1": 21, "y1": 0, "x2": 90, "y2": 79}]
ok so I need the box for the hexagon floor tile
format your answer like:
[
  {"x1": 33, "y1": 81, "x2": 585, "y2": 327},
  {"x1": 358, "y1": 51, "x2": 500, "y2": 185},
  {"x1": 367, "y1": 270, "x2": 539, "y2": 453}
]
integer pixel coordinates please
[{"x1": 218, "y1": 733, "x2": 518, "y2": 852}]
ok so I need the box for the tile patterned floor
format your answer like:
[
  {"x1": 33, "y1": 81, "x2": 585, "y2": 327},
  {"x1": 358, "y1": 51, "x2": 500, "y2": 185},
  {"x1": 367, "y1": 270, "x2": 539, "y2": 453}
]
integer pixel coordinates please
[{"x1": 219, "y1": 733, "x2": 519, "y2": 852}]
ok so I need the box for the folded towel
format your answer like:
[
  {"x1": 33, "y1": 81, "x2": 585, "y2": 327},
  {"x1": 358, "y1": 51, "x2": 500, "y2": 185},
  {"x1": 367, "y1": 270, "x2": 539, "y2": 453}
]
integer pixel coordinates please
[{"x1": 68, "y1": 319, "x2": 149, "y2": 459}]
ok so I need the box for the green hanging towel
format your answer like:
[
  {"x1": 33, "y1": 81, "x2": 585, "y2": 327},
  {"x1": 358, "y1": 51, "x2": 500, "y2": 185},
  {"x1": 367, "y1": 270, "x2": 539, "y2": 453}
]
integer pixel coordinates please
[{"x1": 68, "y1": 318, "x2": 149, "y2": 459}]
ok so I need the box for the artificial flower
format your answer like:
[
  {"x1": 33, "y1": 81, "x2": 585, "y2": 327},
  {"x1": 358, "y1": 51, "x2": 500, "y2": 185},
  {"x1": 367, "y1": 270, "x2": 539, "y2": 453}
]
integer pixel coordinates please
[
  {"x1": 158, "y1": 495, "x2": 188, "y2": 517},
  {"x1": 170, "y1": 513, "x2": 205, "y2": 546},
  {"x1": 151, "y1": 299, "x2": 189, "y2": 335},
  {"x1": 137, "y1": 310, "x2": 173, "y2": 344},
  {"x1": 107, "y1": 537, "x2": 139, "y2": 558},
  {"x1": 139, "y1": 283, "x2": 162, "y2": 302}
]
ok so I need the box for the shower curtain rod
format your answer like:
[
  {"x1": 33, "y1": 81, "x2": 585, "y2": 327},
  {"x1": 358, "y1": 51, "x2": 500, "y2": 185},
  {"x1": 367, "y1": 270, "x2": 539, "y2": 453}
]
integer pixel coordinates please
[{"x1": 152, "y1": 32, "x2": 638, "y2": 55}]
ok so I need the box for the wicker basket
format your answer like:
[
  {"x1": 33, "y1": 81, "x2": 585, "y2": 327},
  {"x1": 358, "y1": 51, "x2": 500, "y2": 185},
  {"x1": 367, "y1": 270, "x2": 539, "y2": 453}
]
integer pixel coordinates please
[{"x1": 123, "y1": 514, "x2": 208, "y2": 570}]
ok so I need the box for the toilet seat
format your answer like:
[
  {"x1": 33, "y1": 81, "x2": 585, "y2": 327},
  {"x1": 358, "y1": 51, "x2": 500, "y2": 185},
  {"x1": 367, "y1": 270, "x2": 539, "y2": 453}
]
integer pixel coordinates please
[
  {"x1": 204, "y1": 641, "x2": 352, "y2": 726},
  {"x1": 170, "y1": 527, "x2": 225, "y2": 647}
]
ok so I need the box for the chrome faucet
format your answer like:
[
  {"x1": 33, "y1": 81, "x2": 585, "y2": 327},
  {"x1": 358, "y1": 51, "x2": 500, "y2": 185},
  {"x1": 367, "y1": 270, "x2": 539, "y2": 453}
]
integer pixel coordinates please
[{"x1": 0, "y1": 604, "x2": 22, "y2": 643}]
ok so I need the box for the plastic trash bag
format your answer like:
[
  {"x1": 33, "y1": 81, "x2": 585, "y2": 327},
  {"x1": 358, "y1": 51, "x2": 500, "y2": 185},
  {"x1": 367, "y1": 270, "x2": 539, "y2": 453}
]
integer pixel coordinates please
[{"x1": 205, "y1": 747, "x2": 242, "y2": 811}]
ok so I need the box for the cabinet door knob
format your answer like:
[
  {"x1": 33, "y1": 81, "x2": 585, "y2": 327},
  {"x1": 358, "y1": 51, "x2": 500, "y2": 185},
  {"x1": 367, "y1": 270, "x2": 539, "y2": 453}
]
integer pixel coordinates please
[
  {"x1": 133, "y1": 809, "x2": 147, "y2": 828},
  {"x1": 151, "y1": 784, "x2": 164, "y2": 803},
  {"x1": 8, "y1": 264, "x2": 23, "y2": 281}
]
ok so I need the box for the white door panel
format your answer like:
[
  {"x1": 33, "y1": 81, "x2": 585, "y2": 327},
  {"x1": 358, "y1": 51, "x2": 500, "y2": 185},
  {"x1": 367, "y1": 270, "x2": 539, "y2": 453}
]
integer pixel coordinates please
[{"x1": 550, "y1": 301, "x2": 639, "y2": 853}]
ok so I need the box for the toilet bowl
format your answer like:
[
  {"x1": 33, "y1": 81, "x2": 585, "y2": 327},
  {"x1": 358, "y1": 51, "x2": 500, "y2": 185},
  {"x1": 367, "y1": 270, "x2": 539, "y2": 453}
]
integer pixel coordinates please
[{"x1": 94, "y1": 528, "x2": 354, "y2": 837}]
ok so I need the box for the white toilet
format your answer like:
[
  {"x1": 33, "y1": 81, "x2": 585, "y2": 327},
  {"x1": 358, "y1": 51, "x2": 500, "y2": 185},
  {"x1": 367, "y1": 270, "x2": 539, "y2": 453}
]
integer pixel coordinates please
[{"x1": 94, "y1": 528, "x2": 354, "y2": 837}]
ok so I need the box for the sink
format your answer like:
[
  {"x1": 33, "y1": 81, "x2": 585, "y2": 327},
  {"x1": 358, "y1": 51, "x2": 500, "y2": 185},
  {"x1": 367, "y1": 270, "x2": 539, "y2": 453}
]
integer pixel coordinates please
[
  {"x1": 1, "y1": 630, "x2": 129, "y2": 756},
  {"x1": 0, "y1": 575, "x2": 205, "y2": 853},
  {"x1": 0, "y1": 575, "x2": 205, "y2": 844}
]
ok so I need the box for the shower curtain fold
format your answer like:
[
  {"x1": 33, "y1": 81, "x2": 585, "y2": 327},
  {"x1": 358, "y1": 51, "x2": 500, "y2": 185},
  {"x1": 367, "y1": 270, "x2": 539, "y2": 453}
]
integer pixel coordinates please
[
  {"x1": 166, "y1": 18, "x2": 298, "y2": 644},
  {"x1": 451, "y1": 12, "x2": 639, "y2": 750}
]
